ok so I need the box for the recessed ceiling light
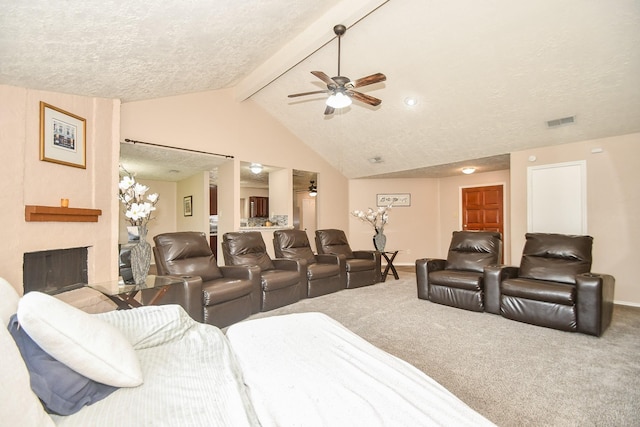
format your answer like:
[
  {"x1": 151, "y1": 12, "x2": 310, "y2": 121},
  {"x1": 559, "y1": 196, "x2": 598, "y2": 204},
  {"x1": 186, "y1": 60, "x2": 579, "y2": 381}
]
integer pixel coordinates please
[
  {"x1": 249, "y1": 163, "x2": 263, "y2": 174},
  {"x1": 404, "y1": 97, "x2": 418, "y2": 106},
  {"x1": 368, "y1": 156, "x2": 384, "y2": 164},
  {"x1": 462, "y1": 167, "x2": 476, "y2": 174}
]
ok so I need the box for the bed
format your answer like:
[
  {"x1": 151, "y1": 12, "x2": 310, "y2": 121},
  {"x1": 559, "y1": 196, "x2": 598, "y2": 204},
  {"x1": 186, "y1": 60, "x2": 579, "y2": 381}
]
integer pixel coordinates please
[
  {"x1": 226, "y1": 312, "x2": 494, "y2": 426},
  {"x1": 0, "y1": 277, "x2": 494, "y2": 426}
]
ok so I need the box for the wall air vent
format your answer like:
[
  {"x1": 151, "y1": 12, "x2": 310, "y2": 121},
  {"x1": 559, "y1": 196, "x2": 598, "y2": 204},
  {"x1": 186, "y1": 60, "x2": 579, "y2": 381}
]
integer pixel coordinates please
[{"x1": 546, "y1": 116, "x2": 575, "y2": 128}]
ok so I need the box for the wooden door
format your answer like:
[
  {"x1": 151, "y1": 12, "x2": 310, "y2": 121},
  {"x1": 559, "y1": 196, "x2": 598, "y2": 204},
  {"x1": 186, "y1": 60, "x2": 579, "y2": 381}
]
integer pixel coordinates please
[{"x1": 462, "y1": 185, "x2": 504, "y2": 236}]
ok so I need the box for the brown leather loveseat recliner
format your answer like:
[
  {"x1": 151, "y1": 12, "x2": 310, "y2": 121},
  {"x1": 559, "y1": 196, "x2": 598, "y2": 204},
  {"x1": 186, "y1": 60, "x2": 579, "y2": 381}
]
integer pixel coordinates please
[
  {"x1": 152, "y1": 231, "x2": 261, "y2": 328},
  {"x1": 315, "y1": 229, "x2": 381, "y2": 288},
  {"x1": 273, "y1": 229, "x2": 346, "y2": 298},
  {"x1": 485, "y1": 232, "x2": 615, "y2": 336},
  {"x1": 222, "y1": 231, "x2": 306, "y2": 312},
  {"x1": 416, "y1": 231, "x2": 502, "y2": 312}
]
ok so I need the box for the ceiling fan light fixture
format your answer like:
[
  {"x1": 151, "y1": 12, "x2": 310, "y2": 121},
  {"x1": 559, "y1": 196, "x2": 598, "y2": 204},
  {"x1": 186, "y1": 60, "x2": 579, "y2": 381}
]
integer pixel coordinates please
[
  {"x1": 308, "y1": 180, "x2": 318, "y2": 197},
  {"x1": 326, "y1": 92, "x2": 352, "y2": 109},
  {"x1": 249, "y1": 163, "x2": 263, "y2": 174}
]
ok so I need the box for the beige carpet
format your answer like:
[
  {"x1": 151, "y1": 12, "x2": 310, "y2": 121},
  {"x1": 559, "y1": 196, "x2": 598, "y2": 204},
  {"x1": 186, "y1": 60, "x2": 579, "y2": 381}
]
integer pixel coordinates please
[{"x1": 243, "y1": 268, "x2": 640, "y2": 427}]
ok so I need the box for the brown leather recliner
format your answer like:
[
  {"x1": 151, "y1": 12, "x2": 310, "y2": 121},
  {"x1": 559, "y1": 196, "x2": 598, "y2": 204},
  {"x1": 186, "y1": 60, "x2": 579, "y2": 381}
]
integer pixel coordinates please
[
  {"x1": 222, "y1": 231, "x2": 305, "y2": 312},
  {"x1": 273, "y1": 229, "x2": 346, "y2": 298},
  {"x1": 485, "y1": 233, "x2": 615, "y2": 336},
  {"x1": 151, "y1": 231, "x2": 261, "y2": 328},
  {"x1": 315, "y1": 229, "x2": 381, "y2": 288},
  {"x1": 416, "y1": 231, "x2": 502, "y2": 312}
]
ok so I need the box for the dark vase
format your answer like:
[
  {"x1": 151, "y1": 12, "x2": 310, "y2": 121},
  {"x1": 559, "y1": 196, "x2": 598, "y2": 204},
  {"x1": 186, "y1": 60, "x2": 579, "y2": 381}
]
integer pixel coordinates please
[
  {"x1": 373, "y1": 230, "x2": 386, "y2": 252},
  {"x1": 129, "y1": 226, "x2": 151, "y2": 285}
]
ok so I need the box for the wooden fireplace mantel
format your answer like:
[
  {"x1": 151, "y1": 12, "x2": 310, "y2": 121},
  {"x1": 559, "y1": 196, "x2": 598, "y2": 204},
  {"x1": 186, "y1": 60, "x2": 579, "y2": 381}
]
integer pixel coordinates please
[{"x1": 25, "y1": 205, "x2": 103, "y2": 222}]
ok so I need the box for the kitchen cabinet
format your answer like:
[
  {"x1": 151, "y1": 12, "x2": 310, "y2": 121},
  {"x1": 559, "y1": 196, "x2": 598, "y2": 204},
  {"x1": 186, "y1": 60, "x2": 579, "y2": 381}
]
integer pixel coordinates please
[{"x1": 249, "y1": 196, "x2": 269, "y2": 218}]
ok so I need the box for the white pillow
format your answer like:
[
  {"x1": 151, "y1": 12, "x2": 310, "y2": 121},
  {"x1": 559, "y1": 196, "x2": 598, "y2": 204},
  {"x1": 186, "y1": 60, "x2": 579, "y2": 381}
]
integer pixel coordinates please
[{"x1": 17, "y1": 292, "x2": 143, "y2": 388}]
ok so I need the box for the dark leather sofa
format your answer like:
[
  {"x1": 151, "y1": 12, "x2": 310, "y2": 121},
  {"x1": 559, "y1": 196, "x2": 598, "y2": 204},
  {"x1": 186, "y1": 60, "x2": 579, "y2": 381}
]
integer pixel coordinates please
[
  {"x1": 273, "y1": 229, "x2": 346, "y2": 298},
  {"x1": 485, "y1": 233, "x2": 615, "y2": 336},
  {"x1": 151, "y1": 231, "x2": 261, "y2": 328},
  {"x1": 315, "y1": 229, "x2": 381, "y2": 288},
  {"x1": 222, "y1": 231, "x2": 306, "y2": 312},
  {"x1": 416, "y1": 231, "x2": 502, "y2": 312}
]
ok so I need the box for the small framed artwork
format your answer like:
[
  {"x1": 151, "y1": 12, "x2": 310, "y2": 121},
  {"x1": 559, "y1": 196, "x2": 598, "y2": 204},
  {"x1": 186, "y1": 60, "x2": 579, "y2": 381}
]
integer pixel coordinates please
[
  {"x1": 183, "y1": 196, "x2": 193, "y2": 217},
  {"x1": 39, "y1": 102, "x2": 86, "y2": 169},
  {"x1": 377, "y1": 193, "x2": 411, "y2": 207}
]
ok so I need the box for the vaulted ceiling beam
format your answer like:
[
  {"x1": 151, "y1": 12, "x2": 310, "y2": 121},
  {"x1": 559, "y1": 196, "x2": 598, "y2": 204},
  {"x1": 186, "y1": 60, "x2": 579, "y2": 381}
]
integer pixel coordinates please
[{"x1": 234, "y1": 0, "x2": 389, "y2": 102}]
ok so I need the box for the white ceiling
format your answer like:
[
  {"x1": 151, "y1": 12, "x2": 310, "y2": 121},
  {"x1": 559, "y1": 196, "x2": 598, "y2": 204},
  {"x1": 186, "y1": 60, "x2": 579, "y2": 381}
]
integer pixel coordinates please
[{"x1": 2, "y1": 0, "x2": 639, "y2": 179}]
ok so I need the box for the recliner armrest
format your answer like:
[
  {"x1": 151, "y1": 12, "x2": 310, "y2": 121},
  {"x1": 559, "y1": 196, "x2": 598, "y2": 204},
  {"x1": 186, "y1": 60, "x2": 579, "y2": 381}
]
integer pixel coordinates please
[
  {"x1": 315, "y1": 254, "x2": 340, "y2": 265},
  {"x1": 484, "y1": 265, "x2": 519, "y2": 314},
  {"x1": 576, "y1": 272, "x2": 615, "y2": 336},
  {"x1": 273, "y1": 258, "x2": 305, "y2": 271},
  {"x1": 353, "y1": 251, "x2": 382, "y2": 282},
  {"x1": 415, "y1": 258, "x2": 446, "y2": 300},
  {"x1": 352, "y1": 250, "x2": 376, "y2": 260},
  {"x1": 219, "y1": 265, "x2": 262, "y2": 314},
  {"x1": 143, "y1": 275, "x2": 204, "y2": 323},
  {"x1": 219, "y1": 265, "x2": 260, "y2": 280}
]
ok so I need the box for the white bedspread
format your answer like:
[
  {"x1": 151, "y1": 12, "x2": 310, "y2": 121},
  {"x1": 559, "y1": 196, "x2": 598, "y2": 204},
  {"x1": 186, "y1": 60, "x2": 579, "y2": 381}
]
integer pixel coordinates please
[
  {"x1": 227, "y1": 312, "x2": 495, "y2": 427},
  {"x1": 51, "y1": 305, "x2": 260, "y2": 427}
]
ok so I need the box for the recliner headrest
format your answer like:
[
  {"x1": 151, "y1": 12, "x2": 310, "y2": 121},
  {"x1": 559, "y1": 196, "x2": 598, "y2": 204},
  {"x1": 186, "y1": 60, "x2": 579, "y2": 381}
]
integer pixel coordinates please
[
  {"x1": 519, "y1": 233, "x2": 593, "y2": 284},
  {"x1": 222, "y1": 232, "x2": 274, "y2": 271}
]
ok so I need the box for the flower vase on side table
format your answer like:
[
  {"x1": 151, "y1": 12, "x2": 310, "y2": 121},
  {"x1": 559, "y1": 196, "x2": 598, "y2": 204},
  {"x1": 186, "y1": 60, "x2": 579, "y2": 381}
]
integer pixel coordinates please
[
  {"x1": 130, "y1": 226, "x2": 152, "y2": 285},
  {"x1": 373, "y1": 230, "x2": 387, "y2": 252}
]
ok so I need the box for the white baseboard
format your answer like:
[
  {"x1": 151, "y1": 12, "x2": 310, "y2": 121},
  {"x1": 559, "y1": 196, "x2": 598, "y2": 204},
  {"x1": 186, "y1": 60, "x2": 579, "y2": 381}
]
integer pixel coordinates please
[{"x1": 615, "y1": 300, "x2": 640, "y2": 308}]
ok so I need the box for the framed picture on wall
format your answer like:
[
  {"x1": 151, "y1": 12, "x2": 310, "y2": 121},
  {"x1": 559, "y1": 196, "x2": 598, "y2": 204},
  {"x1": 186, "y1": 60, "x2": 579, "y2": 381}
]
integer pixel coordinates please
[
  {"x1": 39, "y1": 102, "x2": 86, "y2": 169},
  {"x1": 377, "y1": 193, "x2": 411, "y2": 207},
  {"x1": 184, "y1": 196, "x2": 193, "y2": 217}
]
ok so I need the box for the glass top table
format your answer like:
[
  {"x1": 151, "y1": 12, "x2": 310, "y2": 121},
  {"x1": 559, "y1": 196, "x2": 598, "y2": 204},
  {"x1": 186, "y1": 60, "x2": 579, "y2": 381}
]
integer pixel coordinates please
[{"x1": 87, "y1": 275, "x2": 186, "y2": 309}]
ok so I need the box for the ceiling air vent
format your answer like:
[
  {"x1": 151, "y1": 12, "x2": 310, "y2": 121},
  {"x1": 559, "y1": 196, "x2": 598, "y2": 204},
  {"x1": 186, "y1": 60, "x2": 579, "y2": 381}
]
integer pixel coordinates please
[{"x1": 546, "y1": 116, "x2": 575, "y2": 128}]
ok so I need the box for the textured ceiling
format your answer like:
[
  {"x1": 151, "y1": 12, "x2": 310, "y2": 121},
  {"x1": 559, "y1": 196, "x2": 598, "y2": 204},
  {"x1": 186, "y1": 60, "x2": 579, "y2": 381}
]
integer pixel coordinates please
[
  {"x1": 2, "y1": 1, "x2": 640, "y2": 180},
  {"x1": 0, "y1": 0, "x2": 342, "y2": 101}
]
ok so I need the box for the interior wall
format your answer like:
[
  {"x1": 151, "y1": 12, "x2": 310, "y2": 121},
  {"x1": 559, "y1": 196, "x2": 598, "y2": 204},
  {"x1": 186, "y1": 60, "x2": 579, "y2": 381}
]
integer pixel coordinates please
[
  {"x1": 0, "y1": 85, "x2": 119, "y2": 293},
  {"x1": 120, "y1": 88, "x2": 350, "y2": 239},
  {"x1": 348, "y1": 178, "x2": 440, "y2": 266},
  {"x1": 510, "y1": 133, "x2": 640, "y2": 305},
  {"x1": 269, "y1": 168, "x2": 293, "y2": 222},
  {"x1": 348, "y1": 171, "x2": 510, "y2": 266},
  {"x1": 118, "y1": 178, "x2": 177, "y2": 245},
  {"x1": 438, "y1": 170, "x2": 511, "y2": 264},
  {"x1": 176, "y1": 172, "x2": 209, "y2": 235}
]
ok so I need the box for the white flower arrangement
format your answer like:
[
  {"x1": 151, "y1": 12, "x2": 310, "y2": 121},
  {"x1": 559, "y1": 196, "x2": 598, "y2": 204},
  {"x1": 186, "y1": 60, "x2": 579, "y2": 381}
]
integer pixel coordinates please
[
  {"x1": 351, "y1": 205, "x2": 392, "y2": 233},
  {"x1": 118, "y1": 174, "x2": 159, "y2": 227}
]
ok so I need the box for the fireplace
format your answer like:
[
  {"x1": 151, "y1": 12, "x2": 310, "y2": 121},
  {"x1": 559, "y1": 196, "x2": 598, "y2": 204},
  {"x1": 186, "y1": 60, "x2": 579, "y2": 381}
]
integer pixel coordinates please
[{"x1": 23, "y1": 247, "x2": 88, "y2": 295}]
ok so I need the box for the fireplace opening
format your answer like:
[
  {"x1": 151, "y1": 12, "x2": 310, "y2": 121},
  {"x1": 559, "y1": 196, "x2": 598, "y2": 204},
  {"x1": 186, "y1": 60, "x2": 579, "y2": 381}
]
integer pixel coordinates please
[{"x1": 23, "y1": 247, "x2": 88, "y2": 295}]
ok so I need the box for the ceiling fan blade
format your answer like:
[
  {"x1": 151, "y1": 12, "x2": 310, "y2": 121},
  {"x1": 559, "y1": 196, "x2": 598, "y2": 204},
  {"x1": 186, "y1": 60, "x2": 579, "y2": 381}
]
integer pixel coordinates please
[
  {"x1": 353, "y1": 73, "x2": 386, "y2": 88},
  {"x1": 324, "y1": 105, "x2": 335, "y2": 115},
  {"x1": 347, "y1": 90, "x2": 382, "y2": 106},
  {"x1": 311, "y1": 71, "x2": 337, "y2": 87},
  {"x1": 288, "y1": 90, "x2": 330, "y2": 98}
]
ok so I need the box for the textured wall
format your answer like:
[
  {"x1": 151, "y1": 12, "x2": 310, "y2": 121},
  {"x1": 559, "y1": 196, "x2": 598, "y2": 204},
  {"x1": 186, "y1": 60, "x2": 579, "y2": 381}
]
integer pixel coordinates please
[
  {"x1": 510, "y1": 133, "x2": 640, "y2": 305},
  {"x1": 0, "y1": 85, "x2": 120, "y2": 293}
]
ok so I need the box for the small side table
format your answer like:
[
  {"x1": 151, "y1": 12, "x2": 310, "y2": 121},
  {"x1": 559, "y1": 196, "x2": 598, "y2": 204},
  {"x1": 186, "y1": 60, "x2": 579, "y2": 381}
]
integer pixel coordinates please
[
  {"x1": 381, "y1": 251, "x2": 400, "y2": 282},
  {"x1": 87, "y1": 275, "x2": 186, "y2": 310}
]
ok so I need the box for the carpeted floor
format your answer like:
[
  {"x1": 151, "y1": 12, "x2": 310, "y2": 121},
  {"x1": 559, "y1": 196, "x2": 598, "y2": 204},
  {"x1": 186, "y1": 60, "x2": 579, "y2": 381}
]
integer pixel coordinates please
[{"x1": 243, "y1": 267, "x2": 640, "y2": 427}]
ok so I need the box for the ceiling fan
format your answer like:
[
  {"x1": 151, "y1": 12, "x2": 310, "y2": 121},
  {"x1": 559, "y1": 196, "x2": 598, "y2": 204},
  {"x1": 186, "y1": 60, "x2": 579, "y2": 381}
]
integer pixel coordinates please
[{"x1": 288, "y1": 24, "x2": 386, "y2": 116}]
